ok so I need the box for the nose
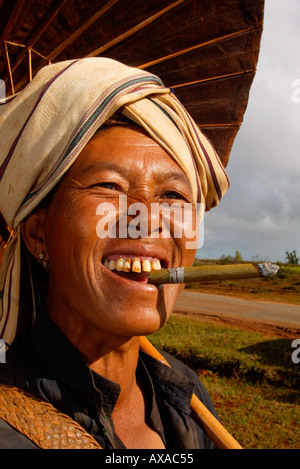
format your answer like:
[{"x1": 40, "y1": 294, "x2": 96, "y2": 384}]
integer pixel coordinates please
[
  {"x1": 117, "y1": 195, "x2": 164, "y2": 239},
  {"x1": 127, "y1": 200, "x2": 164, "y2": 239}
]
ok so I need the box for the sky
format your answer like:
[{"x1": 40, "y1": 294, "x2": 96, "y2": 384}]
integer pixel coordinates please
[{"x1": 198, "y1": 0, "x2": 300, "y2": 263}]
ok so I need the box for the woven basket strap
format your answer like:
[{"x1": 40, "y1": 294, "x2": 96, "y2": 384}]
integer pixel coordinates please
[{"x1": 0, "y1": 383, "x2": 101, "y2": 449}]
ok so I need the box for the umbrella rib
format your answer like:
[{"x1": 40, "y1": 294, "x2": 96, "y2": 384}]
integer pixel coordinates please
[
  {"x1": 199, "y1": 123, "x2": 240, "y2": 128},
  {"x1": 138, "y1": 26, "x2": 262, "y2": 70},
  {"x1": 0, "y1": 0, "x2": 26, "y2": 48},
  {"x1": 10, "y1": 0, "x2": 68, "y2": 74},
  {"x1": 48, "y1": 0, "x2": 120, "y2": 61},
  {"x1": 4, "y1": 0, "x2": 120, "y2": 94},
  {"x1": 171, "y1": 69, "x2": 256, "y2": 90},
  {"x1": 85, "y1": 0, "x2": 186, "y2": 58},
  {"x1": 0, "y1": 0, "x2": 26, "y2": 93},
  {"x1": 3, "y1": 40, "x2": 14, "y2": 95}
]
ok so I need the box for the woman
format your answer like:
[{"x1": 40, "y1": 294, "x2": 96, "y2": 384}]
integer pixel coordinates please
[{"x1": 0, "y1": 58, "x2": 229, "y2": 449}]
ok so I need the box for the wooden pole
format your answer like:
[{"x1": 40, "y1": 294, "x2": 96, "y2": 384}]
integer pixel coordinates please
[
  {"x1": 28, "y1": 48, "x2": 32, "y2": 83},
  {"x1": 3, "y1": 40, "x2": 14, "y2": 95},
  {"x1": 139, "y1": 336, "x2": 243, "y2": 449}
]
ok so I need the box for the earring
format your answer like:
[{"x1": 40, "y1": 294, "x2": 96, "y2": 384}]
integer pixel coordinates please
[
  {"x1": 38, "y1": 251, "x2": 45, "y2": 261},
  {"x1": 38, "y1": 251, "x2": 49, "y2": 271}
]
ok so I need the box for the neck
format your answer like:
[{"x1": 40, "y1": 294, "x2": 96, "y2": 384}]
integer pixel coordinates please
[
  {"x1": 48, "y1": 302, "x2": 142, "y2": 407},
  {"x1": 86, "y1": 335, "x2": 140, "y2": 391},
  {"x1": 84, "y1": 335, "x2": 143, "y2": 411}
]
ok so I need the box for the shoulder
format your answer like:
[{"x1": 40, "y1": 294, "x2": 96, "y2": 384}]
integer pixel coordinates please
[
  {"x1": 0, "y1": 336, "x2": 42, "y2": 448},
  {"x1": 158, "y1": 348, "x2": 217, "y2": 411},
  {"x1": 156, "y1": 347, "x2": 219, "y2": 449},
  {"x1": 158, "y1": 348, "x2": 200, "y2": 381}
]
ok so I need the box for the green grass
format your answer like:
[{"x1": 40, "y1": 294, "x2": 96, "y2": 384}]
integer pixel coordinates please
[
  {"x1": 282, "y1": 265, "x2": 300, "y2": 273},
  {"x1": 200, "y1": 375, "x2": 300, "y2": 449},
  {"x1": 148, "y1": 315, "x2": 300, "y2": 449}
]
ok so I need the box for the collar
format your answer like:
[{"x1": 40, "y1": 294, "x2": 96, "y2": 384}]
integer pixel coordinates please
[
  {"x1": 30, "y1": 306, "x2": 195, "y2": 414},
  {"x1": 139, "y1": 350, "x2": 195, "y2": 414},
  {"x1": 30, "y1": 306, "x2": 99, "y2": 400}
]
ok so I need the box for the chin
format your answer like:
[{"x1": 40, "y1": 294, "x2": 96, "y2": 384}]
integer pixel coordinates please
[
  {"x1": 98, "y1": 299, "x2": 172, "y2": 340},
  {"x1": 121, "y1": 308, "x2": 170, "y2": 338}
]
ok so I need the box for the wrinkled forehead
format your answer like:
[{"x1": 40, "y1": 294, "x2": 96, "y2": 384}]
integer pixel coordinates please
[{"x1": 68, "y1": 124, "x2": 192, "y2": 187}]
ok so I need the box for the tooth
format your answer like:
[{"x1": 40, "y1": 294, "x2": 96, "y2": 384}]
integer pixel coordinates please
[
  {"x1": 123, "y1": 258, "x2": 131, "y2": 272},
  {"x1": 151, "y1": 259, "x2": 161, "y2": 270},
  {"x1": 115, "y1": 257, "x2": 124, "y2": 271},
  {"x1": 105, "y1": 256, "x2": 162, "y2": 273},
  {"x1": 132, "y1": 257, "x2": 141, "y2": 273},
  {"x1": 142, "y1": 259, "x2": 151, "y2": 272},
  {"x1": 108, "y1": 259, "x2": 116, "y2": 271}
]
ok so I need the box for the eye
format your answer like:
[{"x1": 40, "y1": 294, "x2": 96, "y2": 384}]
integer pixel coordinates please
[
  {"x1": 162, "y1": 191, "x2": 186, "y2": 200},
  {"x1": 93, "y1": 182, "x2": 118, "y2": 190}
]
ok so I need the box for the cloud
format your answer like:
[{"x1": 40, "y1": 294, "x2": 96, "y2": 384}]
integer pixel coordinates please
[{"x1": 199, "y1": 0, "x2": 300, "y2": 262}]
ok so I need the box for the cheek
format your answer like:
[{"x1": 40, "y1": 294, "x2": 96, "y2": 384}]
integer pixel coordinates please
[
  {"x1": 173, "y1": 223, "x2": 198, "y2": 267},
  {"x1": 182, "y1": 247, "x2": 198, "y2": 266},
  {"x1": 165, "y1": 205, "x2": 199, "y2": 257},
  {"x1": 44, "y1": 197, "x2": 101, "y2": 271},
  {"x1": 179, "y1": 212, "x2": 199, "y2": 264}
]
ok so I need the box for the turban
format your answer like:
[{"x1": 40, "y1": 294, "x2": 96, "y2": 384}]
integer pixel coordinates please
[{"x1": 0, "y1": 57, "x2": 229, "y2": 345}]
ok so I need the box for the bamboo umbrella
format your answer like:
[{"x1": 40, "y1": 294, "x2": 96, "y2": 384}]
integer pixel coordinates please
[
  {"x1": 0, "y1": 0, "x2": 264, "y2": 164},
  {"x1": 0, "y1": 0, "x2": 264, "y2": 241}
]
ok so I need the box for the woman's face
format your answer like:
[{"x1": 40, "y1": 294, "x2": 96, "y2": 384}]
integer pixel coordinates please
[{"x1": 40, "y1": 126, "x2": 198, "y2": 340}]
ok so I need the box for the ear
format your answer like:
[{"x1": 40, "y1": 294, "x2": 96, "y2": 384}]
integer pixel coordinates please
[{"x1": 21, "y1": 208, "x2": 48, "y2": 262}]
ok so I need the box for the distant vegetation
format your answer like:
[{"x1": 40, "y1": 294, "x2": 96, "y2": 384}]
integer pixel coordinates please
[
  {"x1": 219, "y1": 250, "x2": 243, "y2": 264},
  {"x1": 285, "y1": 250, "x2": 299, "y2": 265}
]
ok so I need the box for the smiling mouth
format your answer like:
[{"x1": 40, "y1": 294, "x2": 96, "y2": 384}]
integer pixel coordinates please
[{"x1": 102, "y1": 254, "x2": 164, "y2": 282}]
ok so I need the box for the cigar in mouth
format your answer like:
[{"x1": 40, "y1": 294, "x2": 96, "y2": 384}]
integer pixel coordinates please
[{"x1": 147, "y1": 262, "x2": 280, "y2": 284}]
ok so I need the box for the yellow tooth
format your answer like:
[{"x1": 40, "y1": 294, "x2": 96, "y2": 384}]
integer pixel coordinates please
[
  {"x1": 104, "y1": 258, "x2": 109, "y2": 268},
  {"x1": 123, "y1": 258, "x2": 131, "y2": 272},
  {"x1": 151, "y1": 259, "x2": 161, "y2": 271},
  {"x1": 132, "y1": 257, "x2": 141, "y2": 273},
  {"x1": 142, "y1": 259, "x2": 151, "y2": 272},
  {"x1": 108, "y1": 259, "x2": 116, "y2": 271},
  {"x1": 115, "y1": 257, "x2": 124, "y2": 271}
]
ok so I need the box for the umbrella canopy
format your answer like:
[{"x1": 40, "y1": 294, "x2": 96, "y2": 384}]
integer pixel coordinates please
[{"x1": 0, "y1": 0, "x2": 264, "y2": 244}]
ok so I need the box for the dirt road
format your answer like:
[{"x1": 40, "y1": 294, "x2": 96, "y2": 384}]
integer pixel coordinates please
[{"x1": 174, "y1": 291, "x2": 300, "y2": 338}]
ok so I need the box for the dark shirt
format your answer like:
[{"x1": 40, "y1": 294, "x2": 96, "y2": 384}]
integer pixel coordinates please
[{"x1": 0, "y1": 308, "x2": 218, "y2": 449}]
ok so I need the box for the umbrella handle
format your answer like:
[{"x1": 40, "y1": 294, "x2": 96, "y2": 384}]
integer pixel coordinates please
[{"x1": 139, "y1": 336, "x2": 242, "y2": 449}]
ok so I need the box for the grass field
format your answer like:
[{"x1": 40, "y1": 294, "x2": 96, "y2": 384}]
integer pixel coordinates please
[
  {"x1": 148, "y1": 314, "x2": 300, "y2": 449},
  {"x1": 184, "y1": 259, "x2": 300, "y2": 305}
]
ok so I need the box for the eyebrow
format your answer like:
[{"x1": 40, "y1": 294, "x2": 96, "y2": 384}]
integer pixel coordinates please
[{"x1": 77, "y1": 161, "x2": 191, "y2": 185}]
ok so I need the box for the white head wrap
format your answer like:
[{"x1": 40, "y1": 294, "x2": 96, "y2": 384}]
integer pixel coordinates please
[{"x1": 0, "y1": 57, "x2": 229, "y2": 345}]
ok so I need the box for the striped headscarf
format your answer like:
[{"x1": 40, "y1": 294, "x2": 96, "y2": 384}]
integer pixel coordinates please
[{"x1": 0, "y1": 58, "x2": 229, "y2": 345}]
